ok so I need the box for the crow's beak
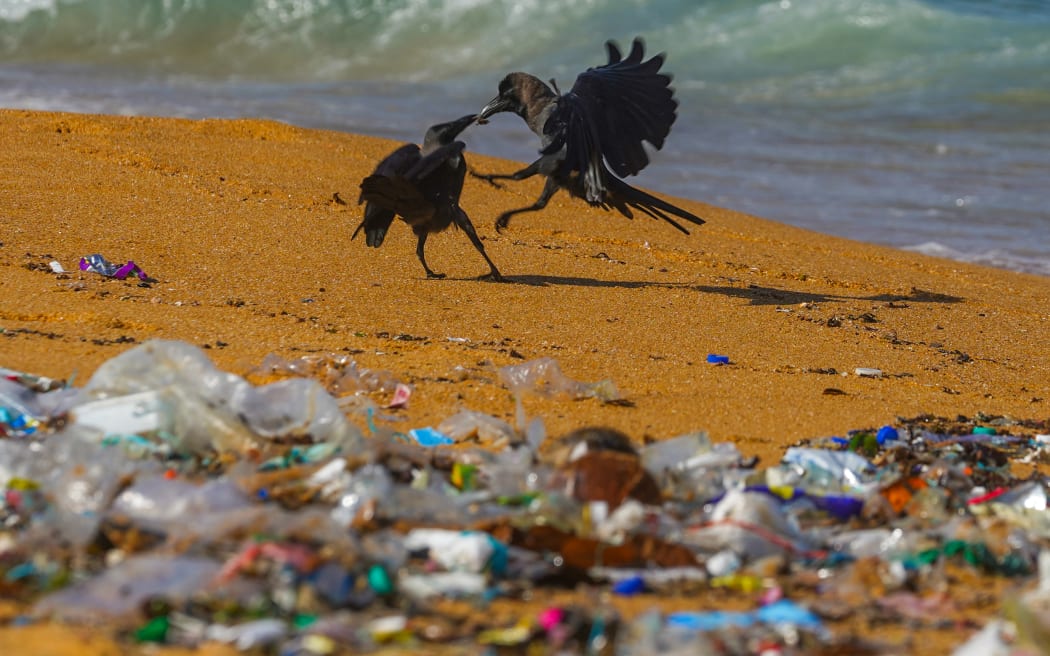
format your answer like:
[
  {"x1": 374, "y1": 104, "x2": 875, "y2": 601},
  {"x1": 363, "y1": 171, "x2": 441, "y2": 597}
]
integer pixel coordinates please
[
  {"x1": 441, "y1": 114, "x2": 479, "y2": 140},
  {"x1": 453, "y1": 113, "x2": 479, "y2": 131},
  {"x1": 477, "y1": 96, "x2": 511, "y2": 124}
]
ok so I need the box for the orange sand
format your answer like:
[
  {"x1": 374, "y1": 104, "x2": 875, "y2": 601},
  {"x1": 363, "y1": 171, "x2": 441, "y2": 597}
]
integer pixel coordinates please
[{"x1": 1, "y1": 109, "x2": 1048, "y2": 653}]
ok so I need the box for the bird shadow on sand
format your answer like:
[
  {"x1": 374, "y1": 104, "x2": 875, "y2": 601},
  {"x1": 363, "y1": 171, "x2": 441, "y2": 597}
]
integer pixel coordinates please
[
  {"x1": 471, "y1": 274, "x2": 965, "y2": 306},
  {"x1": 687, "y1": 284, "x2": 964, "y2": 306},
  {"x1": 492, "y1": 274, "x2": 664, "y2": 289}
]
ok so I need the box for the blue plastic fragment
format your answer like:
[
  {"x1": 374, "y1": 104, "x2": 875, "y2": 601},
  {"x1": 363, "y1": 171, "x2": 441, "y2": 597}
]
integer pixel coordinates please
[
  {"x1": 666, "y1": 600, "x2": 823, "y2": 633},
  {"x1": 709, "y1": 486, "x2": 863, "y2": 520},
  {"x1": 811, "y1": 494, "x2": 865, "y2": 520},
  {"x1": 366, "y1": 407, "x2": 380, "y2": 435},
  {"x1": 830, "y1": 437, "x2": 850, "y2": 446},
  {"x1": 612, "y1": 575, "x2": 646, "y2": 596},
  {"x1": 310, "y1": 562, "x2": 355, "y2": 606},
  {"x1": 408, "y1": 427, "x2": 455, "y2": 447},
  {"x1": 485, "y1": 534, "x2": 509, "y2": 576},
  {"x1": 667, "y1": 610, "x2": 755, "y2": 631},
  {"x1": 587, "y1": 615, "x2": 608, "y2": 649},
  {"x1": 706, "y1": 354, "x2": 730, "y2": 365},
  {"x1": 754, "y1": 599, "x2": 824, "y2": 630},
  {"x1": 876, "y1": 425, "x2": 899, "y2": 444},
  {"x1": 4, "y1": 562, "x2": 37, "y2": 582}
]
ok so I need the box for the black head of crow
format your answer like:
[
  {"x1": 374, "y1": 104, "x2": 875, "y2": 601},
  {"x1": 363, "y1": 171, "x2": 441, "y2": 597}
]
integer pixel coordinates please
[
  {"x1": 354, "y1": 113, "x2": 502, "y2": 281},
  {"x1": 474, "y1": 37, "x2": 704, "y2": 234}
]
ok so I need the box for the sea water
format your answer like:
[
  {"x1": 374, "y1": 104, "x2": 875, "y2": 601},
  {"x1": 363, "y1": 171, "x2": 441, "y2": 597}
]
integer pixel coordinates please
[{"x1": 2, "y1": 0, "x2": 1048, "y2": 276}]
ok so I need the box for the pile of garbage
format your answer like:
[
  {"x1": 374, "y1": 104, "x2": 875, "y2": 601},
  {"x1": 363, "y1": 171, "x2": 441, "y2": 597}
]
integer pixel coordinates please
[{"x1": 2, "y1": 340, "x2": 1049, "y2": 654}]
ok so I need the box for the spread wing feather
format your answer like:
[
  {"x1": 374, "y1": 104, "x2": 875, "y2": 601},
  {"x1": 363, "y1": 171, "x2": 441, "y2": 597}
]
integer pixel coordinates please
[
  {"x1": 542, "y1": 36, "x2": 678, "y2": 197},
  {"x1": 358, "y1": 141, "x2": 466, "y2": 221},
  {"x1": 404, "y1": 142, "x2": 466, "y2": 181}
]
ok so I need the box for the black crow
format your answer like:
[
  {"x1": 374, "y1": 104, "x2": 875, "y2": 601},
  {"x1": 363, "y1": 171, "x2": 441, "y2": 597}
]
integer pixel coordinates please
[
  {"x1": 355, "y1": 114, "x2": 502, "y2": 281},
  {"x1": 474, "y1": 37, "x2": 705, "y2": 234}
]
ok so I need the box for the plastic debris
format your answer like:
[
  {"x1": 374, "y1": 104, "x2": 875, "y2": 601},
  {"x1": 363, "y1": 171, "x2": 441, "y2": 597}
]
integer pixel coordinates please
[
  {"x1": 252, "y1": 352, "x2": 400, "y2": 395},
  {"x1": 667, "y1": 599, "x2": 825, "y2": 635},
  {"x1": 407, "y1": 426, "x2": 455, "y2": 447},
  {"x1": 706, "y1": 354, "x2": 730, "y2": 364},
  {"x1": 612, "y1": 574, "x2": 646, "y2": 596},
  {"x1": 436, "y1": 409, "x2": 516, "y2": 445},
  {"x1": 77, "y1": 340, "x2": 366, "y2": 455},
  {"x1": 854, "y1": 367, "x2": 883, "y2": 377},
  {"x1": 386, "y1": 383, "x2": 412, "y2": 408},
  {"x1": 34, "y1": 555, "x2": 222, "y2": 622},
  {"x1": 403, "y1": 529, "x2": 502, "y2": 573},
  {"x1": 207, "y1": 618, "x2": 288, "y2": 650},
  {"x1": 79, "y1": 253, "x2": 149, "y2": 281},
  {"x1": 876, "y1": 424, "x2": 899, "y2": 444},
  {"x1": 1, "y1": 341, "x2": 1049, "y2": 654},
  {"x1": 500, "y1": 357, "x2": 621, "y2": 402}
]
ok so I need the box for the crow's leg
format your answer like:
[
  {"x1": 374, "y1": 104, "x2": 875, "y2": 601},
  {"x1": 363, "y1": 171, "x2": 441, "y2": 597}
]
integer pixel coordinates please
[
  {"x1": 494, "y1": 177, "x2": 560, "y2": 233},
  {"x1": 469, "y1": 158, "x2": 545, "y2": 189},
  {"x1": 415, "y1": 232, "x2": 445, "y2": 279},
  {"x1": 453, "y1": 208, "x2": 503, "y2": 281}
]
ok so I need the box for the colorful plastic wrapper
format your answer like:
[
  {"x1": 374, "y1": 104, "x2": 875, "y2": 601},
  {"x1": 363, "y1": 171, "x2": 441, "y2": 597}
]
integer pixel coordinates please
[{"x1": 79, "y1": 253, "x2": 149, "y2": 280}]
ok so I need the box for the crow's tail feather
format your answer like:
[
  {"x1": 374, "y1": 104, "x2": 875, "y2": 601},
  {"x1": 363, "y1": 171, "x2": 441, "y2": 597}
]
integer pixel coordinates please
[{"x1": 605, "y1": 177, "x2": 705, "y2": 235}]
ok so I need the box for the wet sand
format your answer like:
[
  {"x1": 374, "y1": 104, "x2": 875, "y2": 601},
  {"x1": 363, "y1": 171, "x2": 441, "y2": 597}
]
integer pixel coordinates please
[{"x1": 2, "y1": 109, "x2": 1049, "y2": 652}]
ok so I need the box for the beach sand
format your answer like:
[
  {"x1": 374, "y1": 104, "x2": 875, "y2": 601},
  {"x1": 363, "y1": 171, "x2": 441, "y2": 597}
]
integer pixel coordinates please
[{"x1": 2, "y1": 108, "x2": 1049, "y2": 653}]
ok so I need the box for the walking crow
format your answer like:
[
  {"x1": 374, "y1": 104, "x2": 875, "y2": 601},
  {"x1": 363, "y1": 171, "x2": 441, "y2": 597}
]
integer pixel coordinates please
[{"x1": 355, "y1": 113, "x2": 502, "y2": 280}]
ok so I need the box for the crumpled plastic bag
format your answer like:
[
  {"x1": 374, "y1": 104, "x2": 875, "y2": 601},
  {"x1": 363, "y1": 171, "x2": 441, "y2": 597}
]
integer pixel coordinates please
[
  {"x1": 437, "y1": 409, "x2": 517, "y2": 445},
  {"x1": 683, "y1": 489, "x2": 814, "y2": 560},
  {"x1": 34, "y1": 554, "x2": 223, "y2": 623},
  {"x1": 0, "y1": 428, "x2": 141, "y2": 546},
  {"x1": 499, "y1": 357, "x2": 620, "y2": 402},
  {"x1": 782, "y1": 447, "x2": 878, "y2": 494},
  {"x1": 74, "y1": 340, "x2": 365, "y2": 455}
]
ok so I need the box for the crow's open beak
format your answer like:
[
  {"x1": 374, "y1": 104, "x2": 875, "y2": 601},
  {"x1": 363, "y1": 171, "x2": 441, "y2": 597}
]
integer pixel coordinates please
[{"x1": 477, "y1": 96, "x2": 511, "y2": 124}]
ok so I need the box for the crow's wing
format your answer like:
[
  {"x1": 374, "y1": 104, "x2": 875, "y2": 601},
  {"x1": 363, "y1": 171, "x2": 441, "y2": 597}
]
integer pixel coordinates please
[
  {"x1": 404, "y1": 142, "x2": 466, "y2": 182},
  {"x1": 543, "y1": 37, "x2": 678, "y2": 190},
  {"x1": 358, "y1": 143, "x2": 421, "y2": 204},
  {"x1": 358, "y1": 174, "x2": 432, "y2": 219}
]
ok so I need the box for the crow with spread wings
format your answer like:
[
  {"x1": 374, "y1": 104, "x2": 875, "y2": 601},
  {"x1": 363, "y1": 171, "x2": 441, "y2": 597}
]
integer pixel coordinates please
[
  {"x1": 355, "y1": 114, "x2": 502, "y2": 281},
  {"x1": 474, "y1": 37, "x2": 705, "y2": 235}
]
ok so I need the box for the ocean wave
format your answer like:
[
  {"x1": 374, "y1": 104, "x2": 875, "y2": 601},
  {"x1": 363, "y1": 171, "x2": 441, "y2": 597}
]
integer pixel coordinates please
[
  {"x1": 2, "y1": 0, "x2": 1048, "y2": 97},
  {"x1": 903, "y1": 242, "x2": 1050, "y2": 277}
]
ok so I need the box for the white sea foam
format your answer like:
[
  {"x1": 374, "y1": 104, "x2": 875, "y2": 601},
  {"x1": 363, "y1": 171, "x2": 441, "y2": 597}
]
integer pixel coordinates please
[
  {"x1": 0, "y1": 0, "x2": 56, "y2": 22},
  {"x1": 904, "y1": 242, "x2": 1050, "y2": 277}
]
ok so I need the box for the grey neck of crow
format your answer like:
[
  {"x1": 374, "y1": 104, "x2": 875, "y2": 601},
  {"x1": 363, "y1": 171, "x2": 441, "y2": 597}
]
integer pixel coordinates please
[
  {"x1": 421, "y1": 115, "x2": 473, "y2": 155},
  {"x1": 510, "y1": 73, "x2": 559, "y2": 139},
  {"x1": 421, "y1": 128, "x2": 450, "y2": 156}
]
